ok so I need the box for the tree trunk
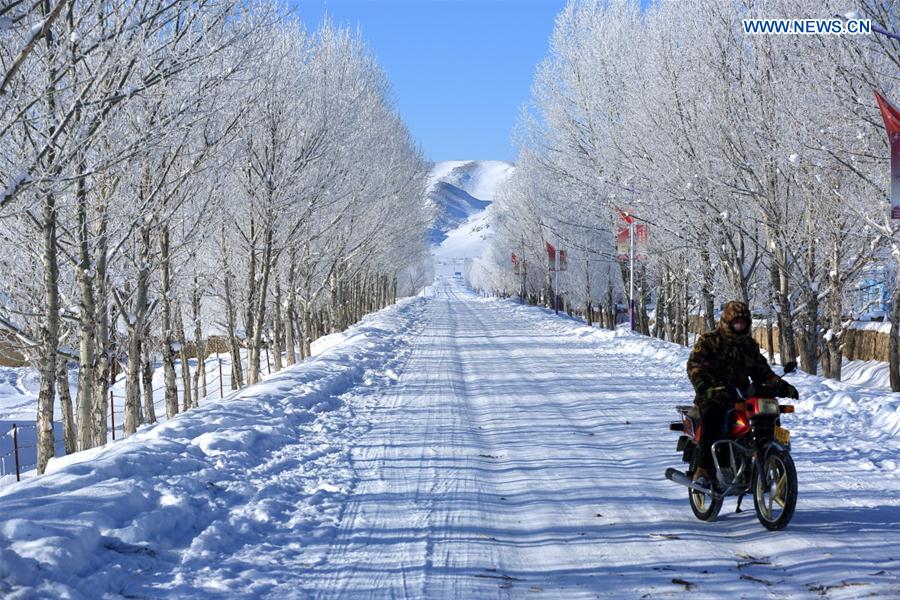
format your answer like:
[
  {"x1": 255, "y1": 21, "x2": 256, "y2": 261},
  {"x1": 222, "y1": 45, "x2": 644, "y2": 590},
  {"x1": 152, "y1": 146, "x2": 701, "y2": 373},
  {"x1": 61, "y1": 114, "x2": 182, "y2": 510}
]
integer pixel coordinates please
[
  {"x1": 244, "y1": 219, "x2": 261, "y2": 383},
  {"x1": 91, "y1": 169, "x2": 112, "y2": 444},
  {"x1": 652, "y1": 279, "x2": 664, "y2": 338},
  {"x1": 329, "y1": 273, "x2": 341, "y2": 334},
  {"x1": 174, "y1": 301, "x2": 192, "y2": 411},
  {"x1": 57, "y1": 358, "x2": 76, "y2": 455},
  {"x1": 75, "y1": 163, "x2": 96, "y2": 451},
  {"x1": 248, "y1": 227, "x2": 274, "y2": 385},
  {"x1": 124, "y1": 223, "x2": 151, "y2": 436},
  {"x1": 890, "y1": 285, "x2": 900, "y2": 385},
  {"x1": 891, "y1": 279, "x2": 900, "y2": 393},
  {"x1": 773, "y1": 253, "x2": 797, "y2": 364},
  {"x1": 605, "y1": 280, "x2": 615, "y2": 330},
  {"x1": 192, "y1": 278, "x2": 207, "y2": 401},
  {"x1": 639, "y1": 265, "x2": 650, "y2": 335},
  {"x1": 91, "y1": 231, "x2": 110, "y2": 445},
  {"x1": 826, "y1": 242, "x2": 843, "y2": 381},
  {"x1": 800, "y1": 290, "x2": 818, "y2": 375},
  {"x1": 273, "y1": 282, "x2": 283, "y2": 372},
  {"x1": 36, "y1": 190, "x2": 60, "y2": 474},
  {"x1": 700, "y1": 247, "x2": 716, "y2": 332},
  {"x1": 160, "y1": 227, "x2": 179, "y2": 418},
  {"x1": 123, "y1": 321, "x2": 144, "y2": 437},
  {"x1": 221, "y1": 233, "x2": 243, "y2": 390},
  {"x1": 36, "y1": 4, "x2": 62, "y2": 474},
  {"x1": 243, "y1": 217, "x2": 257, "y2": 360},
  {"x1": 665, "y1": 271, "x2": 676, "y2": 342},
  {"x1": 301, "y1": 303, "x2": 312, "y2": 359},
  {"x1": 285, "y1": 254, "x2": 297, "y2": 365},
  {"x1": 142, "y1": 326, "x2": 156, "y2": 424},
  {"x1": 682, "y1": 270, "x2": 690, "y2": 345},
  {"x1": 799, "y1": 209, "x2": 818, "y2": 375}
]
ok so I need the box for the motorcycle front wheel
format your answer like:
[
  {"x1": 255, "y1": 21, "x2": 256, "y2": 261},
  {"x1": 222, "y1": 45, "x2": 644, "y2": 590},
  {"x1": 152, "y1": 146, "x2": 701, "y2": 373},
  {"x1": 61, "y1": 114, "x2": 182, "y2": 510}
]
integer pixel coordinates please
[
  {"x1": 689, "y1": 470, "x2": 723, "y2": 521},
  {"x1": 753, "y1": 449, "x2": 797, "y2": 530}
]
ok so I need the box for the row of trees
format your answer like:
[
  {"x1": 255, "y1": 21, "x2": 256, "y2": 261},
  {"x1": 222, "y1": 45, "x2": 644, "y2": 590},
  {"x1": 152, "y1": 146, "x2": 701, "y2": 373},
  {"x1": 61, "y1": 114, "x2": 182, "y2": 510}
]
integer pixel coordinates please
[
  {"x1": 472, "y1": 0, "x2": 900, "y2": 384},
  {"x1": 0, "y1": 1, "x2": 431, "y2": 473}
]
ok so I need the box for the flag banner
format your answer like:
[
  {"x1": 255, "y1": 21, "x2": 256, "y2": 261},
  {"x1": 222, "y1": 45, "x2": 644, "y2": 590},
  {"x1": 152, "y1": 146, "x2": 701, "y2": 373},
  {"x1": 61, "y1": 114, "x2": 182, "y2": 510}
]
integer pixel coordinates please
[
  {"x1": 616, "y1": 227, "x2": 629, "y2": 261},
  {"x1": 559, "y1": 249, "x2": 568, "y2": 272},
  {"x1": 875, "y1": 91, "x2": 900, "y2": 220},
  {"x1": 635, "y1": 224, "x2": 649, "y2": 261},
  {"x1": 546, "y1": 241, "x2": 556, "y2": 270},
  {"x1": 512, "y1": 253, "x2": 521, "y2": 275}
]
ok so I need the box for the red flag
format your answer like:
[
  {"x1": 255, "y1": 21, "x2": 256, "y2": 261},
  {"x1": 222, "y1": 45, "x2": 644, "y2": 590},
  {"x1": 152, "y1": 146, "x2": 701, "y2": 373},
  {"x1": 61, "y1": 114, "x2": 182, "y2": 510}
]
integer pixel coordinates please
[
  {"x1": 635, "y1": 224, "x2": 649, "y2": 261},
  {"x1": 512, "y1": 253, "x2": 522, "y2": 275},
  {"x1": 546, "y1": 242, "x2": 556, "y2": 270},
  {"x1": 875, "y1": 90, "x2": 900, "y2": 220},
  {"x1": 616, "y1": 227, "x2": 629, "y2": 261}
]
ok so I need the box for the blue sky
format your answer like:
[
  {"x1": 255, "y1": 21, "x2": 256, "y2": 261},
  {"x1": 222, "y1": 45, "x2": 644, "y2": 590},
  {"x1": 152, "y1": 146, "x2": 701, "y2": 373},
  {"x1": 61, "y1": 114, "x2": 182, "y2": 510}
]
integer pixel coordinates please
[{"x1": 292, "y1": 0, "x2": 568, "y2": 164}]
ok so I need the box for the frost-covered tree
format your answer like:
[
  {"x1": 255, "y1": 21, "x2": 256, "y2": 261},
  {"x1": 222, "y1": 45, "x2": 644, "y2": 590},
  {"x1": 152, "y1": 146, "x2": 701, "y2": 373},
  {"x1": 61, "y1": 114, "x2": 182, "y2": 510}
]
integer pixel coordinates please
[
  {"x1": 482, "y1": 0, "x2": 899, "y2": 383},
  {"x1": 0, "y1": 4, "x2": 430, "y2": 473}
]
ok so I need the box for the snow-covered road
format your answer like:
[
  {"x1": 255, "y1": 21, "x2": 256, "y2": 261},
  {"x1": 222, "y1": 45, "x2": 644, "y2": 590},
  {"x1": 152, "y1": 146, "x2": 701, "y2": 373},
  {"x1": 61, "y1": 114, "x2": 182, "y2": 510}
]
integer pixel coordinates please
[
  {"x1": 302, "y1": 281, "x2": 900, "y2": 598},
  {"x1": 304, "y1": 281, "x2": 696, "y2": 597},
  {"x1": 2, "y1": 279, "x2": 900, "y2": 598}
]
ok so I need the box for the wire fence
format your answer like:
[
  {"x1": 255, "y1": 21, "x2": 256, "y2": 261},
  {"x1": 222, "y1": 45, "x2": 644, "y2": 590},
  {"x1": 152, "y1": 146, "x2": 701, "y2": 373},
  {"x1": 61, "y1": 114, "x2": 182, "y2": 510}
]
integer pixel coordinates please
[
  {"x1": 108, "y1": 350, "x2": 267, "y2": 440},
  {"x1": 0, "y1": 423, "x2": 37, "y2": 481},
  {"x1": 0, "y1": 349, "x2": 276, "y2": 488}
]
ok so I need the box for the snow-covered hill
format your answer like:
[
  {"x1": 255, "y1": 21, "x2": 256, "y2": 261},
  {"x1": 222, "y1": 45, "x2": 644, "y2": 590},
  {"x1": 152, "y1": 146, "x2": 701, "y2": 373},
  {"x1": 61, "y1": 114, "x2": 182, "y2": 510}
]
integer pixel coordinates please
[
  {"x1": 427, "y1": 160, "x2": 513, "y2": 277},
  {"x1": 426, "y1": 160, "x2": 513, "y2": 244}
]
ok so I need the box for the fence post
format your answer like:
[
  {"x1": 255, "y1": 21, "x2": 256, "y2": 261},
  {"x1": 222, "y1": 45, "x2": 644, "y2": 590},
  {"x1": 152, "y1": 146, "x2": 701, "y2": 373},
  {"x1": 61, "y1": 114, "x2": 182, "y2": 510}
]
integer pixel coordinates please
[
  {"x1": 218, "y1": 352, "x2": 224, "y2": 399},
  {"x1": 110, "y1": 390, "x2": 116, "y2": 441},
  {"x1": 12, "y1": 423, "x2": 20, "y2": 482}
]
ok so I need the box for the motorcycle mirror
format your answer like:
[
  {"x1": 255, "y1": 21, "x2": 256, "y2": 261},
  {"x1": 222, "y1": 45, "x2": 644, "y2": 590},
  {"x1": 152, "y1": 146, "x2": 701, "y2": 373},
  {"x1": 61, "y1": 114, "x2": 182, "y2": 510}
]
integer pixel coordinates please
[{"x1": 783, "y1": 361, "x2": 797, "y2": 374}]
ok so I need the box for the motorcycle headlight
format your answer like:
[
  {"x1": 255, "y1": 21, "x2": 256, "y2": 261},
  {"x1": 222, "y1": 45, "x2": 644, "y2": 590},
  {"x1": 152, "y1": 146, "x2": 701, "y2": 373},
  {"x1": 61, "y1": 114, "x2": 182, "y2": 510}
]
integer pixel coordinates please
[{"x1": 757, "y1": 398, "x2": 780, "y2": 415}]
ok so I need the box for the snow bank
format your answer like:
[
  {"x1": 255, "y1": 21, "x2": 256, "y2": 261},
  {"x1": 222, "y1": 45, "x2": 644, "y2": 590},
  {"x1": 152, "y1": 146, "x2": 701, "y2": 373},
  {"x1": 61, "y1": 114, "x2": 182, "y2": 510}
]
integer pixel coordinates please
[{"x1": 0, "y1": 296, "x2": 426, "y2": 599}]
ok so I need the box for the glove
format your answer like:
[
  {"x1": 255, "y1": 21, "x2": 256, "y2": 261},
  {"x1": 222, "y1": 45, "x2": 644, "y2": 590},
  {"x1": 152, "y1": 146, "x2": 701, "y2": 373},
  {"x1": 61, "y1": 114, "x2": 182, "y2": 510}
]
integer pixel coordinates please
[{"x1": 778, "y1": 380, "x2": 799, "y2": 400}]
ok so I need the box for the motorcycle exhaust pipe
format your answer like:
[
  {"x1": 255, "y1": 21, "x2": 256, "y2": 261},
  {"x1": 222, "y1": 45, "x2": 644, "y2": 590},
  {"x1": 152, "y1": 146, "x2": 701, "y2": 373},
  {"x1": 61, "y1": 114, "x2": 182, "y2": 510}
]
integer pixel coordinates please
[{"x1": 665, "y1": 467, "x2": 714, "y2": 495}]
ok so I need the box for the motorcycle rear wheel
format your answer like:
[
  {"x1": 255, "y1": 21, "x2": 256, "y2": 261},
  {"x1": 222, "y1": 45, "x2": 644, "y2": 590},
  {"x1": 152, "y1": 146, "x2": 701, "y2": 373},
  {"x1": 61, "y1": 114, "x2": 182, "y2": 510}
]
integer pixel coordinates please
[
  {"x1": 688, "y1": 471, "x2": 723, "y2": 521},
  {"x1": 753, "y1": 449, "x2": 797, "y2": 531}
]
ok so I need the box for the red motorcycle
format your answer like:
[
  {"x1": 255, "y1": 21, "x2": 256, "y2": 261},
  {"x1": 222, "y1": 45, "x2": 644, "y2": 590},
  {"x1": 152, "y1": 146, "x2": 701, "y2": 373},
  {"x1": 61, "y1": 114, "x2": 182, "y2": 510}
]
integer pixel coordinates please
[{"x1": 665, "y1": 362, "x2": 798, "y2": 530}]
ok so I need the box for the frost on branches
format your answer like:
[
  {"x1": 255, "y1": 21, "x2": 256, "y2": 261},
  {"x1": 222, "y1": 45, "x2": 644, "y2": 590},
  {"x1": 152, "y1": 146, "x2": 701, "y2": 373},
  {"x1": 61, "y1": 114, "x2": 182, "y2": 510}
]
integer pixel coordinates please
[
  {"x1": 476, "y1": 0, "x2": 899, "y2": 387},
  {"x1": 0, "y1": 2, "x2": 431, "y2": 473}
]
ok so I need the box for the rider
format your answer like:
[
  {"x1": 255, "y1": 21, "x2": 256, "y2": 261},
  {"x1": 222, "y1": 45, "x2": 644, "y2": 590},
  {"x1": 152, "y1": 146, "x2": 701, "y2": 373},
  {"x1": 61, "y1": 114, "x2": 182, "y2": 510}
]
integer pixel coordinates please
[{"x1": 686, "y1": 301, "x2": 798, "y2": 484}]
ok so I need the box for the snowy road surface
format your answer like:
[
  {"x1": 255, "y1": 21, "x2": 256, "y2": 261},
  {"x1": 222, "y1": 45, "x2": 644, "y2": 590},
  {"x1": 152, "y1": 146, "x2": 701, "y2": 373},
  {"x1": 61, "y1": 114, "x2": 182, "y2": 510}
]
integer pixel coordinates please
[{"x1": 2, "y1": 279, "x2": 900, "y2": 598}]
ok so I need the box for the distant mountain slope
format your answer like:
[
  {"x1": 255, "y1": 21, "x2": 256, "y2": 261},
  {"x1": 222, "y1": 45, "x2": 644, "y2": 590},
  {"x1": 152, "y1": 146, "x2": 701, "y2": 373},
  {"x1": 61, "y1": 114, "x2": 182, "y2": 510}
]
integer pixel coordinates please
[
  {"x1": 426, "y1": 160, "x2": 514, "y2": 245},
  {"x1": 427, "y1": 182, "x2": 490, "y2": 245}
]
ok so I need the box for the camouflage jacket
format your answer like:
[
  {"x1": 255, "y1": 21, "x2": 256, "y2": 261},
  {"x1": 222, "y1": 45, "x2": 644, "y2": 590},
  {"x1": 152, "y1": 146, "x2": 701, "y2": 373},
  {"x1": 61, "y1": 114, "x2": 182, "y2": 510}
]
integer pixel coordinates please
[{"x1": 686, "y1": 301, "x2": 781, "y2": 406}]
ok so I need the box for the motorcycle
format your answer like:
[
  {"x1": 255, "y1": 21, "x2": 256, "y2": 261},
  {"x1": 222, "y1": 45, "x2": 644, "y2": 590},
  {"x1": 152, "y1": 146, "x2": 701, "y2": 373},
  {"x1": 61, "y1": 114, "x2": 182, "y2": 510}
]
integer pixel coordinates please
[{"x1": 664, "y1": 362, "x2": 798, "y2": 531}]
